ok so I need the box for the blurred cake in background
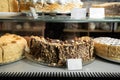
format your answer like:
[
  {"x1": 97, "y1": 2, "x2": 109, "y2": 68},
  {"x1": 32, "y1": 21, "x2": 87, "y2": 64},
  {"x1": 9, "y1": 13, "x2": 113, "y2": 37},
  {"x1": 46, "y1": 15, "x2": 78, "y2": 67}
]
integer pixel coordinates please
[
  {"x1": 92, "y1": 2, "x2": 120, "y2": 17},
  {"x1": 19, "y1": 0, "x2": 34, "y2": 12},
  {"x1": 35, "y1": 0, "x2": 83, "y2": 13},
  {"x1": 0, "y1": 0, "x2": 19, "y2": 12}
]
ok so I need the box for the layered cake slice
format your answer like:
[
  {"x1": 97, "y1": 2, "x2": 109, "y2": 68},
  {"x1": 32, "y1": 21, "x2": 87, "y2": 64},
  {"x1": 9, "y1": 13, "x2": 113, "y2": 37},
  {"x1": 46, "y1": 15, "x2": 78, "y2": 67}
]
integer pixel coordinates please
[
  {"x1": 0, "y1": 33, "x2": 30, "y2": 63},
  {"x1": 94, "y1": 37, "x2": 120, "y2": 60},
  {"x1": 0, "y1": 0, "x2": 9, "y2": 12},
  {"x1": 0, "y1": 47, "x2": 2, "y2": 63},
  {"x1": 27, "y1": 36, "x2": 94, "y2": 66}
]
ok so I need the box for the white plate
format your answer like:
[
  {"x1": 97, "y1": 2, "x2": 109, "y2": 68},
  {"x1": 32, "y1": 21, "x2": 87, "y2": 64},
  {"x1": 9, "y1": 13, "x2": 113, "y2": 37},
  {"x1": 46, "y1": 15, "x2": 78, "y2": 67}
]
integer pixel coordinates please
[
  {"x1": 0, "y1": 12, "x2": 21, "y2": 17},
  {"x1": 96, "y1": 53, "x2": 120, "y2": 63}
]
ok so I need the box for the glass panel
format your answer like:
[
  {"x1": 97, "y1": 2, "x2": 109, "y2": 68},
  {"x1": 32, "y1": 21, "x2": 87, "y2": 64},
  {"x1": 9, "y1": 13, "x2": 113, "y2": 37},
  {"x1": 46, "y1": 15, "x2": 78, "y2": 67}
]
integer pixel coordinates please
[{"x1": 0, "y1": 16, "x2": 119, "y2": 22}]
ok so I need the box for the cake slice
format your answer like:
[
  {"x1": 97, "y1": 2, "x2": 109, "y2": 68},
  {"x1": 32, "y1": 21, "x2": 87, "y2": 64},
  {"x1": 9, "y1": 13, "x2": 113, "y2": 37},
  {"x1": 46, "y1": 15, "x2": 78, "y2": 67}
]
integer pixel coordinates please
[
  {"x1": 2, "y1": 43, "x2": 23, "y2": 63},
  {"x1": 0, "y1": 0, "x2": 9, "y2": 12},
  {"x1": 8, "y1": 0, "x2": 19, "y2": 12},
  {"x1": 109, "y1": 45, "x2": 120, "y2": 59},
  {"x1": 94, "y1": 43, "x2": 108, "y2": 57},
  {"x1": 0, "y1": 33, "x2": 30, "y2": 63},
  {"x1": 0, "y1": 46, "x2": 3, "y2": 63},
  {"x1": 28, "y1": 36, "x2": 94, "y2": 66},
  {"x1": 94, "y1": 37, "x2": 120, "y2": 61},
  {"x1": 116, "y1": 46, "x2": 120, "y2": 59}
]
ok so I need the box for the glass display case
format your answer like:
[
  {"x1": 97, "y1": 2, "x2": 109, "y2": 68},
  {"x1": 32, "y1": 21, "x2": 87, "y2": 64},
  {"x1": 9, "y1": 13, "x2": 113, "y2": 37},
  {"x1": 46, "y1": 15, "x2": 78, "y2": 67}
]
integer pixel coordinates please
[{"x1": 0, "y1": 0, "x2": 120, "y2": 78}]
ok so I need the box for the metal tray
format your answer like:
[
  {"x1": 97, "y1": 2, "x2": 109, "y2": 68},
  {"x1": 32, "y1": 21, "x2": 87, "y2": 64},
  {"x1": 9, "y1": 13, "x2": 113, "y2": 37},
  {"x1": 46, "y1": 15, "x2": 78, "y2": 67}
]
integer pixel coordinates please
[
  {"x1": 36, "y1": 11, "x2": 70, "y2": 15},
  {"x1": 96, "y1": 53, "x2": 120, "y2": 63},
  {"x1": 0, "y1": 12, "x2": 22, "y2": 17},
  {"x1": 25, "y1": 52, "x2": 95, "y2": 67},
  {"x1": 105, "y1": 16, "x2": 120, "y2": 19}
]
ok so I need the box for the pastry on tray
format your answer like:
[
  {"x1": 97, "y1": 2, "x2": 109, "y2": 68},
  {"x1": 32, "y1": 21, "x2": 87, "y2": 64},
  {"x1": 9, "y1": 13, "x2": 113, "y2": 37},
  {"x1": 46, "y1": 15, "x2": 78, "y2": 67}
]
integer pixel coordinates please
[{"x1": 0, "y1": 33, "x2": 30, "y2": 64}]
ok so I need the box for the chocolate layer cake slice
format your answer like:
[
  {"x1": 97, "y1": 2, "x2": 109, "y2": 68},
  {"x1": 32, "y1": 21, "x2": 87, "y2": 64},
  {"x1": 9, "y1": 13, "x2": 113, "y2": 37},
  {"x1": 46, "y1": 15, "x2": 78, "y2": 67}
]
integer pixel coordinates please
[{"x1": 28, "y1": 36, "x2": 94, "y2": 66}]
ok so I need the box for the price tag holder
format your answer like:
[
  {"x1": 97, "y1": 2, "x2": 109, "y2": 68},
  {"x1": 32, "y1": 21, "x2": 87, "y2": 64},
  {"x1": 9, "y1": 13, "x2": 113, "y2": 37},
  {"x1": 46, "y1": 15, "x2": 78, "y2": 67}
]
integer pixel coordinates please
[
  {"x1": 30, "y1": 7, "x2": 38, "y2": 19},
  {"x1": 67, "y1": 59, "x2": 82, "y2": 70},
  {"x1": 71, "y1": 8, "x2": 86, "y2": 19},
  {"x1": 89, "y1": 8, "x2": 105, "y2": 18}
]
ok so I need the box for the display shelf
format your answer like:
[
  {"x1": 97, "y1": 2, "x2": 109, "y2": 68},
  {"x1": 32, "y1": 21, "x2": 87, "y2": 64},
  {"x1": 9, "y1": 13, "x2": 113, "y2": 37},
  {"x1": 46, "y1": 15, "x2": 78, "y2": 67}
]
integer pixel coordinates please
[
  {"x1": 0, "y1": 1, "x2": 119, "y2": 77},
  {"x1": 64, "y1": 29, "x2": 88, "y2": 32},
  {"x1": 0, "y1": 57, "x2": 119, "y2": 73},
  {"x1": 0, "y1": 30, "x2": 12, "y2": 32},
  {"x1": 63, "y1": 29, "x2": 112, "y2": 32},
  {"x1": 114, "y1": 30, "x2": 120, "y2": 32},
  {"x1": 0, "y1": 16, "x2": 120, "y2": 23},
  {"x1": 0, "y1": 29, "x2": 42, "y2": 32}
]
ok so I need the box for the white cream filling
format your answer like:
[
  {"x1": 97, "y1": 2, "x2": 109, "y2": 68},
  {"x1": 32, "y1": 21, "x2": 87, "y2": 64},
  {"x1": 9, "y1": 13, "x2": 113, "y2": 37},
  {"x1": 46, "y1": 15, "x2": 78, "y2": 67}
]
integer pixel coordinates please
[{"x1": 94, "y1": 37, "x2": 120, "y2": 46}]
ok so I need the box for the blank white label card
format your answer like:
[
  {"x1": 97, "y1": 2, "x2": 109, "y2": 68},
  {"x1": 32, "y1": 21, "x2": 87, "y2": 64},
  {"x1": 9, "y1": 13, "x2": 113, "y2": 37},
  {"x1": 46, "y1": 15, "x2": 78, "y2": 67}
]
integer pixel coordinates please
[
  {"x1": 89, "y1": 8, "x2": 105, "y2": 18},
  {"x1": 67, "y1": 59, "x2": 82, "y2": 70},
  {"x1": 71, "y1": 8, "x2": 86, "y2": 19}
]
